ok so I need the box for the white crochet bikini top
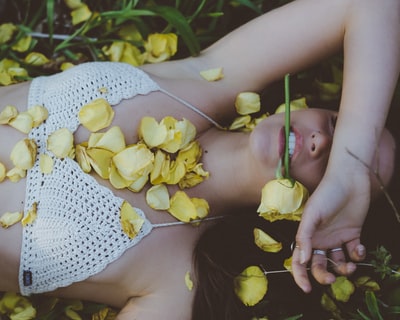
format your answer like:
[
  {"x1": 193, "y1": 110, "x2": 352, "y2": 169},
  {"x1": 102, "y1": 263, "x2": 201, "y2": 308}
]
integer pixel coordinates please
[{"x1": 19, "y1": 62, "x2": 223, "y2": 296}]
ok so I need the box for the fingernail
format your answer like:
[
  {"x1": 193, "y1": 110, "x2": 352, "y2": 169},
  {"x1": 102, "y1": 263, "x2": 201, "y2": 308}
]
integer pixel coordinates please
[
  {"x1": 300, "y1": 250, "x2": 306, "y2": 264},
  {"x1": 357, "y1": 245, "x2": 365, "y2": 257}
]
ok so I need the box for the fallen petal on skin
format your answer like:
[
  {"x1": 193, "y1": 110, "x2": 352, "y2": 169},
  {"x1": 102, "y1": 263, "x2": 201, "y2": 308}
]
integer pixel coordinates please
[
  {"x1": 6, "y1": 167, "x2": 26, "y2": 182},
  {"x1": 168, "y1": 191, "x2": 198, "y2": 222},
  {"x1": 150, "y1": 149, "x2": 170, "y2": 185},
  {"x1": 47, "y1": 128, "x2": 74, "y2": 159},
  {"x1": 127, "y1": 172, "x2": 150, "y2": 192},
  {"x1": 78, "y1": 98, "x2": 115, "y2": 132},
  {"x1": 120, "y1": 201, "x2": 145, "y2": 239},
  {"x1": 200, "y1": 67, "x2": 224, "y2": 82},
  {"x1": 88, "y1": 126, "x2": 126, "y2": 153},
  {"x1": 27, "y1": 105, "x2": 48, "y2": 127},
  {"x1": 10, "y1": 138, "x2": 37, "y2": 170},
  {"x1": 275, "y1": 97, "x2": 309, "y2": 114},
  {"x1": 165, "y1": 159, "x2": 186, "y2": 185},
  {"x1": 175, "y1": 118, "x2": 196, "y2": 149},
  {"x1": 0, "y1": 105, "x2": 18, "y2": 124},
  {"x1": 228, "y1": 115, "x2": 251, "y2": 131},
  {"x1": 22, "y1": 202, "x2": 37, "y2": 226},
  {"x1": 0, "y1": 162, "x2": 6, "y2": 182},
  {"x1": 109, "y1": 162, "x2": 131, "y2": 189},
  {"x1": 138, "y1": 116, "x2": 168, "y2": 148},
  {"x1": 146, "y1": 184, "x2": 170, "y2": 210},
  {"x1": 75, "y1": 143, "x2": 92, "y2": 173},
  {"x1": 234, "y1": 266, "x2": 268, "y2": 307},
  {"x1": 185, "y1": 271, "x2": 194, "y2": 291},
  {"x1": 0, "y1": 211, "x2": 23, "y2": 228},
  {"x1": 253, "y1": 228, "x2": 283, "y2": 253},
  {"x1": 86, "y1": 148, "x2": 114, "y2": 179},
  {"x1": 39, "y1": 154, "x2": 54, "y2": 174},
  {"x1": 176, "y1": 141, "x2": 202, "y2": 171},
  {"x1": 191, "y1": 197, "x2": 209, "y2": 219},
  {"x1": 235, "y1": 92, "x2": 261, "y2": 115},
  {"x1": 8, "y1": 112, "x2": 33, "y2": 134}
]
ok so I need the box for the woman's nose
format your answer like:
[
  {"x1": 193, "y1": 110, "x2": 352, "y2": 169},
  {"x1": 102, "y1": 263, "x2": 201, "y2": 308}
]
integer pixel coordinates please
[{"x1": 309, "y1": 131, "x2": 332, "y2": 158}]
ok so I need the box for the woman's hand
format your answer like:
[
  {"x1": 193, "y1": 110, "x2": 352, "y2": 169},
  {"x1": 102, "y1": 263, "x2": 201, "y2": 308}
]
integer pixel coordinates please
[{"x1": 292, "y1": 169, "x2": 370, "y2": 293}]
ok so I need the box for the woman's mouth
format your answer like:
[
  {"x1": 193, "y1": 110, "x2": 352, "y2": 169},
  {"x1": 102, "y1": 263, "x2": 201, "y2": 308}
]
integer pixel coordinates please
[{"x1": 279, "y1": 127, "x2": 302, "y2": 160}]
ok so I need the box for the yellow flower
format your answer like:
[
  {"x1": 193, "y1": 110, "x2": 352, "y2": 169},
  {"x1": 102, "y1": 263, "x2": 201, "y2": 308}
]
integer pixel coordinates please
[
  {"x1": 0, "y1": 211, "x2": 23, "y2": 228},
  {"x1": 71, "y1": 4, "x2": 92, "y2": 25},
  {"x1": 144, "y1": 33, "x2": 178, "y2": 63},
  {"x1": 234, "y1": 266, "x2": 268, "y2": 306},
  {"x1": 24, "y1": 52, "x2": 50, "y2": 66},
  {"x1": 103, "y1": 41, "x2": 145, "y2": 66},
  {"x1": 47, "y1": 128, "x2": 74, "y2": 158},
  {"x1": 168, "y1": 191, "x2": 208, "y2": 222},
  {"x1": 146, "y1": 184, "x2": 170, "y2": 210},
  {"x1": 235, "y1": 92, "x2": 261, "y2": 115},
  {"x1": 275, "y1": 97, "x2": 309, "y2": 114},
  {"x1": 0, "y1": 23, "x2": 17, "y2": 44},
  {"x1": 22, "y1": 202, "x2": 38, "y2": 226},
  {"x1": 330, "y1": 276, "x2": 355, "y2": 302},
  {"x1": 10, "y1": 138, "x2": 37, "y2": 170},
  {"x1": 257, "y1": 179, "x2": 309, "y2": 222},
  {"x1": 199, "y1": 67, "x2": 224, "y2": 82},
  {"x1": 78, "y1": 98, "x2": 115, "y2": 132},
  {"x1": 253, "y1": 228, "x2": 282, "y2": 253},
  {"x1": 120, "y1": 201, "x2": 145, "y2": 239}
]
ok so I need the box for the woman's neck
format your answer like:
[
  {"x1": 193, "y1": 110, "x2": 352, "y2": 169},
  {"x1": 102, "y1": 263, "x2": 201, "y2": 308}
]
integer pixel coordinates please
[{"x1": 185, "y1": 128, "x2": 275, "y2": 214}]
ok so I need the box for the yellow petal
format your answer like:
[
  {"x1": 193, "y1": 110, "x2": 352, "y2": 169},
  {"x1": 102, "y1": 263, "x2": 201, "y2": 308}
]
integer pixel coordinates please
[
  {"x1": 146, "y1": 184, "x2": 170, "y2": 210},
  {"x1": 47, "y1": 128, "x2": 74, "y2": 158},
  {"x1": 235, "y1": 92, "x2": 261, "y2": 115},
  {"x1": 8, "y1": 112, "x2": 33, "y2": 134},
  {"x1": 330, "y1": 276, "x2": 355, "y2": 302},
  {"x1": 200, "y1": 67, "x2": 224, "y2": 82},
  {"x1": 257, "y1": 179, "x2": 309, "y2": 222},
  {"x1": 0, "y1": 105, "x2": 18, "y2": 124},
  {"x1": 88, "y1": 126, "x2": 126, "y2": 153},
  {"x1": 228, "y1": 115, "x2": 251, "y2": 131},
  {"x1": 24, "y1": 52, "x2": 50, "y2": 66},
  {"x1": 283, "y1": 256, "x2": 292, "y2": 273},
  {"x1": 120, "y1": 201, "x2": 145, "y2": 239},
  {"x1": 354, "y1": 276, "x2": 380, "y2": 291},
  {"x1": 26, "y1": 105, "x2": 48, "y2": 127},
  {"x1": 185, "y1": 271, "x2": 194, "y2": 291},
  {"x1": 75, "y1": 143, "x2": 92, "y2": 173},
  {"x1": 22, "y1": 202, "x2": 37, "y2": 226},
  {"x1": 11, "y1": 35, "x2": 32, "y2": 53},
  {"x1": 234, "y1": 266, "x2": 268, "y2": 306},
  {"x1": 138, "y1": 116, "x2": 167, "y2": 148},
  {"x1": 150, "y1": 150, "x2": 170, "y2": 185},
  {"x1": 275, "y1": 97, "x2": 309, "y2": 114},
  {"x1": 0, "y1": 162, "x2": 6, "y2": 182},
  {"x1": 127, "y1": 172, "x2": 150, "y2": 192},
  {"x1": 159, "y1": 116, "x2": 182, "y2": 153},
  {"x1": 168, "y1": 191, "x2": 198, "y2": 222},
  {"x1": 78, "y1": 98, "x2": 114, "y2": 132},
  {"x1": 86, "y1": 148, "x2": 114, "y2": 179},
  {"x1": 253, "y1": 228, "x2": 282, "y2": 253},
  {"x1": 0, "y1": 211, "x2": 23, "y2": 228},
  {"x1": 112, "y1": 144, "x2": 154, "y2": 181},
  {"x1": 10, "y1": 138, "x2": 37, "y2": 170},
  {"x1": 6, "y1": 167, "x2": 26, "y2": 182},
  {"x1": 164, "y1": 159, "x2": 186, "y2": 185},
  {"x1": 144, "y1": 33, "x2": 178, "y2": 63},
  {"x1": 39, "y1": 154, "x2": 54, "y2": 174},
  {"x1": 0, "y1": 23, "x2": 17, "y2": 44},
  {"x1": 176, "y1": 141, "x2": 201, "y2": 170},
  {"x1": 64, "y1": 0, "x2": 84, "y2": 10},
  {"x1": 175, "y1": 118, "x2": 196, "y2": 149},
  {"x1": 321, "y1": 292, "x2": 339, "y2": 313},
  {"x1": 191, "y1": 197, "x2": 209, "y2": 219},
  {"x1": 109, "y1": 161, "x2": 130, "y2": 189},
  {"x1": 71, "y1": 4, "x2": 92, "y2": 25}
]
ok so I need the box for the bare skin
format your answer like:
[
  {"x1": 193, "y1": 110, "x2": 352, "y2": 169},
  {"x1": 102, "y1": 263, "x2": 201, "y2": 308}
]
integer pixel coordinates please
[{"x1": 0, "y1": 0, "x2": 399, "y2": 318}]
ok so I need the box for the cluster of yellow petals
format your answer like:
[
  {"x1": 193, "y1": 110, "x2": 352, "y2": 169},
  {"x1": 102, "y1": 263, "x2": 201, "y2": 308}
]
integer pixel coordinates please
[
  {"x1": 0, "y1": 292, "x2": 36, "y2": 319},
  {"x1": 0, "y1": 104, "x2": 48, "y2": 133},
  {"x1": 257, "y1": 179, "x2": 309, "y2": 222}
]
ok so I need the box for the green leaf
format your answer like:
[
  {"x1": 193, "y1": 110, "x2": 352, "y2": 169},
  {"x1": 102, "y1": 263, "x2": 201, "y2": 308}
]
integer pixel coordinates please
[
  {"x1": 365, "y1": 291, "x2": 384, "y2": 320},
  {"x1": 234, "y1": 0, "x2": 263, "y2": 14},
  {"x1": 148, "y1": 6, "x2": 200, "y2": 56},
  {"x1": 46, "y1": 0, "x2": 55, "y2": 45}
]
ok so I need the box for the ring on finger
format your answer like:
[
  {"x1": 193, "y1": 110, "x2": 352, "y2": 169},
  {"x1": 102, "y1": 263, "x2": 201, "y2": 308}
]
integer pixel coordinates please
[
  {"x1": 330, "y1": 247, "x2": 343, "y2": 253},
  {"x1": 313, "y1": 249, "x2": 327, "y2": 256}
]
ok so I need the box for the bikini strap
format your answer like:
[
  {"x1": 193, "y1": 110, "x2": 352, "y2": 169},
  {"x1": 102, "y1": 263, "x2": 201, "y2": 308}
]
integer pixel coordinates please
[{"x1": 159, "y1": 88, "x2": 226, "y2": 130}]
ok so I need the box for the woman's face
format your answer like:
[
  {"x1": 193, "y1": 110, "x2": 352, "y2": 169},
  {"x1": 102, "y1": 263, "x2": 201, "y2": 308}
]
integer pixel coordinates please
[
  {"x1": 250, "y1": 108, "x2": 396, "y2": 193},
  {"x1": 250, "y1": 108, "x2": 338, "y2": 191}
]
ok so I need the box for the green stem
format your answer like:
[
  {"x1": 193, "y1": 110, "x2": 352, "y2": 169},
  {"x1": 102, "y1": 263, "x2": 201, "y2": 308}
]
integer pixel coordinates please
[{"x1": 284, "y1": 74, "x2": 291, "y2": 180}]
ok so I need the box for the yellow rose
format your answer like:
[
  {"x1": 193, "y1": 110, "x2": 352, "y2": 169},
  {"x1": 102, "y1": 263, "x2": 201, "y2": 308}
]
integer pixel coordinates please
[
  {"x1": 144, "y1": 33, "x2": 178, "y2": 63},
  {"x1": 257, "y1": 179, "x2": 309, "y2": 222}
]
